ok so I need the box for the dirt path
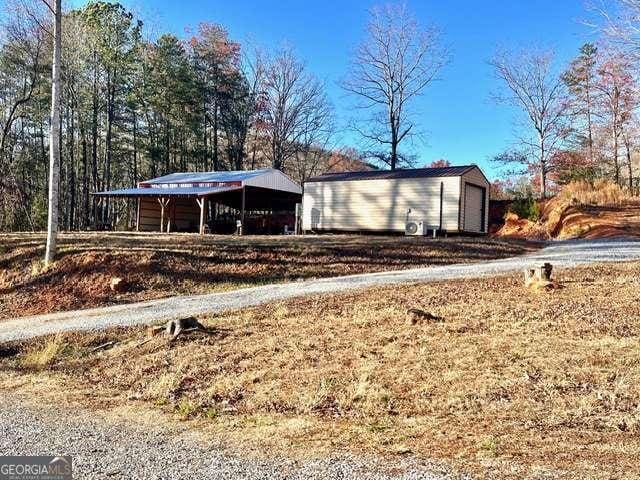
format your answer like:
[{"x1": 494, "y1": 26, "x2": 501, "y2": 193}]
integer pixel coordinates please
[{"x1": 2, "y1": 238, "x2": 639, "y2": 343}]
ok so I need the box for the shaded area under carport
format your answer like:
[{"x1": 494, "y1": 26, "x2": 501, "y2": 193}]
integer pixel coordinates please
[{"x1": 93, "y1": 185, "x2": 302, "y2": 235}]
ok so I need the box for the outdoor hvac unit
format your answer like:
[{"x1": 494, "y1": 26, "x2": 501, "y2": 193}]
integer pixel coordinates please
[{"x1": 405, "y1": 220, "x2": 426, "y2": 236}]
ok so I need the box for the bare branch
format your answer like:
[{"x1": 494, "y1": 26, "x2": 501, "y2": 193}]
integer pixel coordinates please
[{"x1": 342, "y1": 3, "x2": 449, "y2": 169}]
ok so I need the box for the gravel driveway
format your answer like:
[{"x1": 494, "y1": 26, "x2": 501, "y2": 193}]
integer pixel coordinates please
[
  {"x1": 0, "y1": 392, "x2": 453, "y2": 480},
  {"x1": 2, "y1": 238, "x2": 640, "y2": 343}
]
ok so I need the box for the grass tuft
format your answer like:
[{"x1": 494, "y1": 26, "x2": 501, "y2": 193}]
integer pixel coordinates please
[{"x1": 21, "y1": 335, "x2": 65, "y2": 369}]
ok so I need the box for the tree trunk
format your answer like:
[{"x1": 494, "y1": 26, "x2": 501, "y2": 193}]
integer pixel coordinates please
[
  {"x1": 203, "y1": 100, "x2": 208, "y2": 171},
  {"x1": 586, "y1": 76, "x2": 594, "y2": 166},
  {"x1": 132, "y1": 110, "x2": 138, "y2": 186},
  {"x1": 45, "y1": 0, "x2": 62, "y2": 265},
  {"x1": 80, "y1": 121, "x2": 88, "y2": 229},
  {"x1": 613, "y1": 127, "x2": 620, "y2": 186},
  {"x1": 68, "y1": 102, "x2": 76, "y2": 230},
  {"x1": 624, "y1": 133, "x2": 633, "y2": 192},
  {"x1": 539, "y1": 135, "x2": 547, "y2": 198},
  {"x1": 91, "y1": 55, "x2": 99, "y2": 228},
  {"x1": 104, "y1": 73, "x2": 114, "y2": 224},
  {"x1": 212, "y1": 100, "x2": 219, "y2": 170},
  {"x1": 390, "y1": 112, "x2": 398, "y2": 170}
]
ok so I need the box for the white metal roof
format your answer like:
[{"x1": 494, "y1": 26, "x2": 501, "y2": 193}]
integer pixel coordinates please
[{"x1": 139, "y1": 168, "x2": 302, "y2": 194}]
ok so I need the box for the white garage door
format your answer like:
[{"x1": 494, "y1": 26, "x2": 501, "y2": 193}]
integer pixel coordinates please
[{"x1": 464, "y1": 184, "x2": 485, "y2": 233}]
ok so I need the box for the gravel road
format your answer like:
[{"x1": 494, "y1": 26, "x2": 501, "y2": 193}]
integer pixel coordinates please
[
  {"x1": 0, "y1": 392, "x2": 455, "y2": 480},
  {"x1": 2, "y1": 238, "x2": 640, "y2": 343}
]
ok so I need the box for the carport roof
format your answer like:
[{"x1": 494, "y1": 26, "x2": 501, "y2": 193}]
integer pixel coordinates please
[
  {"x1": 92, "y1": 185, "x2": 241, "y2": 198},
  {"x1": 140, "y1": 169, "x2": 274, "y2": 185}
]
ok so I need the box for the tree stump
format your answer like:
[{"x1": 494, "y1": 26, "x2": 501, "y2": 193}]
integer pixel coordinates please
[
  {"x1": 524, "y1": 263, "x2": 553, "y2": 288},
  {"x1": 109, "y1": 277, "x2": 128, "y2": 292},
  {"x1": 165, "y1": 317, "x2": 205, "y2": 339}
]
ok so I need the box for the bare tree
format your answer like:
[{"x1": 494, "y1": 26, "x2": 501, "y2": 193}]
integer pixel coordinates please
[
  {"x1": 290, "y1": 96, "x2": 334, "y2": 182},
  {"x1": 491, "y1": 50, "x2": 570, "y2": 197},
  {"x1": 594, "y1": 51, "x2": 638, "y2": 186},
  {"x1": 44, "y1": 0, "x2": 61, "y2": 265},
  {"x1": 0, "y1": 1, "x2": 46, "y2": 230},
  {"x1": 261, "y1": 48, "x2": 331, "y2": 171},
  {"x1": 343, "y1": 3, "x2": 448, "y2": 170},
  {"x1": 598, "y1": 1, "x2": 640, "y2": 58}
]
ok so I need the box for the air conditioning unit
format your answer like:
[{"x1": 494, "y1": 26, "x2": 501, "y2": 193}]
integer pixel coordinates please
[{"x1": 405, "y1": 220, "x2": 426, "y2": 236}]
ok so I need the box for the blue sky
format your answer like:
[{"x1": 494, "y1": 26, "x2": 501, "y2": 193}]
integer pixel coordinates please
[{"x1": 68, "y1": 0, "x2": 603, "y2": 179}]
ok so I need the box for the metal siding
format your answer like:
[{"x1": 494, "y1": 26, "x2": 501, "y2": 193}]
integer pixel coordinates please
[
  {"x1": 463, "y1": 185, "x2": 484, "y2": 232},
  {"x1": 138, "y1": 197, "x2": 200, "y2": 232},
  {"x1": 243, "y1": 169, "x2": 303, "y2": 194},
  {"x1": 302, "y1": 176, "x2": 461, "y2": 232},
  {"x1": 460, "y1": 167, "x2": 490, "y2": 233}
]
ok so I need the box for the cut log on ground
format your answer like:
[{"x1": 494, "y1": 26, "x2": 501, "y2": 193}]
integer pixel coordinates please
[
  {"x1": 165, "y1": 317, "x2": 206, "y2": 339},
  {"x1": 109, "y1": 277, "x2": 128, "y2": 292},
  {"x1": 407, "y1": 309, "x2": 443, "y2": 324},
  {"x1": 524, "y1": 263, "x2": 553, "y2": 287}
]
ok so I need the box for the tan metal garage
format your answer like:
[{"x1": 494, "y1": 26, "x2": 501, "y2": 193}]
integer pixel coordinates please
[{"x1": 302, "y1": 165, "x2": 489, "y2": 234}]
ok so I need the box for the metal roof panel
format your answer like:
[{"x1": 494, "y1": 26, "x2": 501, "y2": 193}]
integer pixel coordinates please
[
  {"x1": 305, "y1": 165, "x2": 478, "y2": 183},
  {"x1": 143, "y1": 169, "x2": 274, "y2": 185}
]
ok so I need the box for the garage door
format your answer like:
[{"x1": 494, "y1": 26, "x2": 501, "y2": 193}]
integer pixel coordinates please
[{"x1": 464, "y1": 184, "x2": 485, "y2": 233}]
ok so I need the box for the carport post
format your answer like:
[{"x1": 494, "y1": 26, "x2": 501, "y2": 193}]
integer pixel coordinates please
[
  {"x1": 135, "y1": 198, "x2": 140, "y2": 232},
  {"x1": 240, "y1": 186, "x2": 246, "y2": 235},
  {"x1": 158, "y1": 197, "x2": 170, "y2": 233},
  {"x1": 197, "y1": 197, "x2": 205, "y2": 235}
]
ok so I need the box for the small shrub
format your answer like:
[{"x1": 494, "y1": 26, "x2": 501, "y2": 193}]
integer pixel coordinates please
[
  {"x1": 509, "y1": 196, "x2": 540, "y2": 222},
  {"x1": 175, "y1": 399, "x2": 198, "y2": 418},
  {"x1": 479, "y1": 436, "x2": 502, "y2": 457},
  {"x1": 30, "y1": 260, "x2": 48, "y2": 277},
  {"x1": 21, "y1": 335, "x2": 65, "y2": 369}
]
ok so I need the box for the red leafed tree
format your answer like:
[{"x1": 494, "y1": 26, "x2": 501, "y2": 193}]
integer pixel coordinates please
[
  {"x1": 490, "y1": 179, "x2": 510, "y2": 200},
  {"x1": 426, "y1": 159, "x2": 451, "y2": 168},
  {"x1": 548, "y1": 149, "x2": 595, "y2": 185},
  {"x1": 326, "y1": 148, "x2": 374, "y2": 173}
]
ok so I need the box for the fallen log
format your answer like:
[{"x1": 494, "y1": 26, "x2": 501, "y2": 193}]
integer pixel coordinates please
[{"x1": 165, "y1": 317, "x2": 206, "y2": 339}]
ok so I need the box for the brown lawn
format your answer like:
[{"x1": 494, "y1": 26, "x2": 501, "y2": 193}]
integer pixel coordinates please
[
  {"x1": 1, "y1": 261, "x2": 639, "y2": 479},
  {"x1": 0, "y1": 231, "x2": 535, "y2": 319}
]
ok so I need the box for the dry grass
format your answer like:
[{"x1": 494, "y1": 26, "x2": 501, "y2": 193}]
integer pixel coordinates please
[
  {"x1": 558, "y1": 180, "x2": 638, "y2": 207},
  {"x1": 20, "y1": 335, "x2": 66, "y2": 368},
  {"x1": 0, "y1": 232, "x2": 535, "y2": 319},
  {"x1": 2, "y1": 262, "x2": 640, "y2": 478}
]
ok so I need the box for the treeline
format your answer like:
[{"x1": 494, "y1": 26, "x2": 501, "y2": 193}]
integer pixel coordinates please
[
  {"x1": 492, "y1": 9, "x2": 640, "y2": 198},
  {"x1": 0, "y1": 1, "x2": 341, "y2": 231}
]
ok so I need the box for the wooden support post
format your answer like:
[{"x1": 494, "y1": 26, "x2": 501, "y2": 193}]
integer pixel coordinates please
[
  {"x1": 197, "y1": 197, "x2": 205, "y2": 235},
  {"x1": 295, "y1": 203, "x2": 302, "y2": 235},
  {"x1": 158, "y1": 197, "x2": 165, "y2": 233},
  {"x1": 136, "y1": 198, "x2": 140, "y2": 232},
  {"x1": 240, "y1": 186, "x2": 246, "y2": 236},
  {"x1": 158, "y1": 197, "x2": 170, "y2": 233}
]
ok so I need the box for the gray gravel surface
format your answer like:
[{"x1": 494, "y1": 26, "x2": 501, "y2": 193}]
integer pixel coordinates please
[
  {"x1": 0, "y1": 393, "x2": 456, "y2": 480},
  {"x1": 2, "y1": 238, "x2": 640, "y2": 343}
]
